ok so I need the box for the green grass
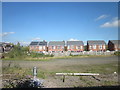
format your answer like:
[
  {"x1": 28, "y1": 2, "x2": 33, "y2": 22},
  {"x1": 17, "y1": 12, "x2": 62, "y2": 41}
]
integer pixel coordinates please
[
  {"x1": 2, "y1": 54, "x2": 115, "y2": 61},
  {"x1": 114, "y1": 51, "x2": 120, "y2": 56},
  {"x1": 2, "y1": 60, "x2": 118, "y2": 88},
  {"x1": 62, "y1": 63, "x2": 118, "y2": 74},
  {"x1": 103, "y1": 80, "x2": 118, "y2": 86}
]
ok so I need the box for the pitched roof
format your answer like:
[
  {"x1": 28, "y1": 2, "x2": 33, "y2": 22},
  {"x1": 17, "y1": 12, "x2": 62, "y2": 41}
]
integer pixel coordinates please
[
  {"x1": 67, "y1": 41, "x2": 84, "y2": 46},
  {"x1": 109, "y1": 40, "x2": 120, "y2": 44},
  {"x1": 87, "y1": 40, "x2": 106, "y2": 45},
  {"x1": 39, "y1": 41, "x2": 47, "y2": 45},
  {"x1": 48, "y1": 41, "x2": 65, "y2": 46},
  {"x1": 30, "y1": 41, "x2": 47, "y2": 46},
  {"x1": 30, "y1": 42, "x2": 39, "y2": 45}
]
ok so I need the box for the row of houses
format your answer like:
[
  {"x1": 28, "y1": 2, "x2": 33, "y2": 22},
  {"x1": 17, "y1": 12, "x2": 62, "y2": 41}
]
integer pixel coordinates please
[{"x1": 29, "y1": 40, "x2": 120, "y2": 53}]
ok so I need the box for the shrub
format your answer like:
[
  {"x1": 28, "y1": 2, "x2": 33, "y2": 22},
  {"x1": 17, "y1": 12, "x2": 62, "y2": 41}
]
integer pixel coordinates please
[
  {"x1": 69, "y1": 53, "x2": 73, "y2": 56},
  {"x1": 44, "y1": 54, "x2": 54, "y2": 57},
  {"x1": 30, "y1": 52, "x2": 54, "y2": 58},
  {"x1": 3, "y1": 42, "x2": 29, "y2": 59},
  {"x1": 114, "y1": 51, "x2": 120, "y2": 56},
  {"x1": 30, "y1": 52, "x2": 44, "y2": 58}
]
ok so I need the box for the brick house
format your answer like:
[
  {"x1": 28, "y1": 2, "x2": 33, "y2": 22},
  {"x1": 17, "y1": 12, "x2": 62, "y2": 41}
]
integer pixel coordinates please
[
  {"x1": 87, "y1": 40, "x2": 106, "y2": 52},
  {"x1": 67, "y1": 41, "x2": 84, "y2": 52},
  {"x1": 108, "y1": 40, "x2": 120, "y2": 51},
  {"x1": 48, "y1": 41, "x2": 65, "y2": 53},
  {"x1": 29, "y1": 41, "x2": 47, "y2": 53}
]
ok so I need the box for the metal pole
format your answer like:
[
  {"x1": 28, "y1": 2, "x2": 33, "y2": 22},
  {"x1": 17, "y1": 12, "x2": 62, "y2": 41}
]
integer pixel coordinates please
[
  {"x1": 33, "y1": 67, "x2": 37, "y2": 79},
  {"x1": 63, "y1": 75, "x2": 65, "y2": 82}
]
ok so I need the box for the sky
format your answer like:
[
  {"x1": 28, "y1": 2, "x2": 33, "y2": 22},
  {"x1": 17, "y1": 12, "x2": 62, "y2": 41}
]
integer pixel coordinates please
[{"x1": 1, "y1": 2, "x2": 119, "y2": 45}]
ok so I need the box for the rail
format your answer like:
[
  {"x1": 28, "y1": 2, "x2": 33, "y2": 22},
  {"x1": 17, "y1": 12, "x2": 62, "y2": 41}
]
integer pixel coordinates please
[{"x1": 56, "y1": 73, "x2": 100, "y2": 82}]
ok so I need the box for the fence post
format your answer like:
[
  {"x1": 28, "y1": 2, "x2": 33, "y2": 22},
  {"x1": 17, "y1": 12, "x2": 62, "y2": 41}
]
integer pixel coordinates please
[
  {"x1": 33, "y1": 67, "x2": 37, "y2": 79},
  {"x1": 63, "y1": 75, "x2": 65, "y2": 82}
]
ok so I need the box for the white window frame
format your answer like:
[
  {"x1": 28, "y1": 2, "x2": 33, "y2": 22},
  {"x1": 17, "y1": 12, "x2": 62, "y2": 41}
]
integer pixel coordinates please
[
  {"x1": 99, "y1": 45, "x2": 102, "y2": 49},
  {"x1": 89, "y1": 45, "x2": 92, "y2": 49},
  {"x1": 71, "y1": 45, "x2": 74, "y2": 49},
  {"x1": 93, "y1": 45, "x2": 96, "y2": 49},
  {"x1": 80, "y1": 46, "x2": 83, "y2": 49},
  {"x1": 57, "y1": 46, "x2": 61, "y2": 49},
  {"x1": 52, "y1": 46, "x2": 55, "y2": 49},
  {"x1": 67, "y1": 45, "x2": 70, "y2": 49},
  {"x1": 76, "y1": 46, "x2": 80, "y2": 49},
  {"x1": 43, "y1": 46, "x2": 46, "y2": 50},
  {"x1": 39, "y1": 46, "x2": 42, "y2": 50}
]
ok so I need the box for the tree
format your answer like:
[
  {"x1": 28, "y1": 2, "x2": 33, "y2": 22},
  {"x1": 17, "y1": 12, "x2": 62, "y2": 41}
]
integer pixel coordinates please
[
  {"x1": 64, "y1": 46, "x2": 67, "y2": 51},
  {"x1": 7, "y1": 42, "x2": 23, "y2": 58},
  {"x1": 84, "y1": 45, "x2": 88, "y2": 51}
]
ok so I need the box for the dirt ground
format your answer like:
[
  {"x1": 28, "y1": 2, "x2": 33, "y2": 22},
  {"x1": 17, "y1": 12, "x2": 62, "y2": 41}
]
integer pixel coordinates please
[{"x1": 2, "y1": 56, "x2": 119, "y2": 88}]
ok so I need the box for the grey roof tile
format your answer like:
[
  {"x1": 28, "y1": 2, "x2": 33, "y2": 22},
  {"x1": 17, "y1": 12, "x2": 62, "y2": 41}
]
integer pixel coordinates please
[
  {"x1": 30, "y1": 41, "x2": 47, "y2": 46},
  {"x1": 87, "y1": 40, "x2": 106, "y2": 45},
  {"x1": 48, "y1": 41, "x2": 65, "y2": 46},
  {"x1": 30, "y1": 42, "x2": 39, "y2": 45},
  {"x1": 110, "y1": 40, "x2": 120, "y2": 44},
  {"x1": 67, "y1": 41, "x2": 84, "y2": 45}
]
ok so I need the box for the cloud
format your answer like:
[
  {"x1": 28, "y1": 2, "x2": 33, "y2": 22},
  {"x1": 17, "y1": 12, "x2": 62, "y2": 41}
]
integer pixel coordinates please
[
  {"x1": 0, "y1": 32, "x2": 15, "y2": 37},
  {"x1": 100, "y1": 17, "x2": 120, "y2": 28},
  {"x1": 32, "y1": 37, "x2": 41, "y2": 41},
  {"x1": 19, "y1": 41, "x2": 30, "y2": 46},
  {"x1": 95, "y1": 15, "x2": 109, "y2": 21},
  {"x1": 68, "y1": 38, "x2": 79, "y2": 41}
]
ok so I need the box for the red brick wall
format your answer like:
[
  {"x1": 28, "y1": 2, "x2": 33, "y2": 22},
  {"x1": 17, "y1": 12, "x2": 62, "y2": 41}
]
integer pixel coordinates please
[
  {"x1": 88, "y1": 45, "x2": 106, "y2": 51},
  {"x1": 48, "y1": 46, "x2": 64, "y2": 52},
  {"x1": 29, "y1": 46, "x2": 47, "y2": 52},
  {"x1": 67, "y1": 45, "x2": 84, "y2": 52}
]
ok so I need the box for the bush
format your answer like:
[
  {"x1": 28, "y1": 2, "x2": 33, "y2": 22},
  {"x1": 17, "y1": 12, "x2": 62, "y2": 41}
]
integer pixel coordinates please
[
  {"x1": 30, "y1": 53, "x2": 44, "y2": 58},
  {"x1": 30, "y1": 52, "x2": 54, "y2": 58},
  {"x1": 114, "y1": 51, "x2": 120, "y2": 56},
  {"x1": 44, "y1": 54, "x2": 54, "y2": 57},
  {"x1": 4, "y1": 43, "x2": 29, "y2": 59}
]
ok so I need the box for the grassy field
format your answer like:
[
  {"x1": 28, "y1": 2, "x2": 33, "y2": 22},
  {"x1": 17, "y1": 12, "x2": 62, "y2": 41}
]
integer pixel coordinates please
[
  {"x1": 2, "y1": 56, "x2": 119, "y2": 88},
  {"x1": 3, "y1": 54, "x2": 115, "y2": 61}
]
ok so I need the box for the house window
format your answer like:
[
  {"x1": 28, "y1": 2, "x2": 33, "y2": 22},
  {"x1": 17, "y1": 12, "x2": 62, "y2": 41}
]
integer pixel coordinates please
[
  {"x1": 89, "y1": 45, "x2": 92, "y2": 49},
  {"x1": 99, "y1": 45, "x2": 102, "y2": 49},
  {"x1": 67, "y1": 46, "x2": 70, "y2": 49},
  {"x1": 39, "y1": 46, "x2": 42, "y2": 50},
  {"x1": 80, "y1": 46, "x2": 83, "y2": 49},
  {"x1": 93, "y1": 45, "x2": 96, "y2": 49},
  {"x1": 57, "y1": 46, "x2": 61, "y2": 49},
  {"x1": 76, "y1": 46, "x2": 80, "y2": 49},
  {"x1": 103, "y1": 45, "x2": 106, "y2": 49},
  {"x1": 71, "y1": 45, "x2": 74, "y2": 49},
  {"x1": 52, "y1": 46, "x2": 55, "y2": 49},
  {"x1": 43, "y1": 46, "x2": 46, "y2": 50}
]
